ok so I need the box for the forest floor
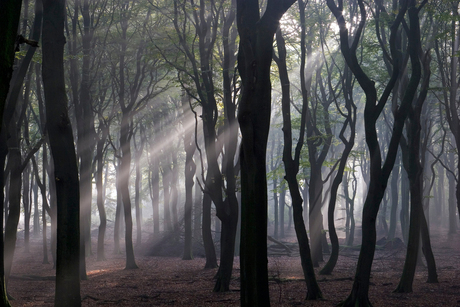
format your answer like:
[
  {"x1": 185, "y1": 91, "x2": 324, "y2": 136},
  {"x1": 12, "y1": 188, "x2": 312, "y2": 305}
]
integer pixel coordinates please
[{"x1": 7, "y1": 226, "x2": 460, "y2": 306}]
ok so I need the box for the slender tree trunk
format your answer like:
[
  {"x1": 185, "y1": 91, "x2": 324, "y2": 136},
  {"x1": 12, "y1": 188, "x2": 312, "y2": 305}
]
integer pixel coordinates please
[
  {"x1": 275, "y1": 26, "x2": 322, "y2": 299},
  {"x1": 96, "y1": 125, "x2": 108, "y2": 261},
  {"x1": 114, "y1": 161, "x2": 122, "y2": 254},
  {"x1": 193, "y1": 170, "x2": 202, "y2": 242},
  {"x1": 202, "y1": 193, "x2": 217, "y2": 268},
  {"x1": 320, "y1": 63, "x2": 356, "y2": 275},
  {"x1": 134, "y1": 136, "x2": 144, "y2": 246},
  {"x1": 149, "y1": 150, "x2": 160, "y2": 235},
  {"x1": 33, "y1": 179, "x2": 39, "y2": 237},
  {"x1": 420, "y1": 208, "x2": 438, "y2": 283},
  {"x1": 171, "y1": 150, "x2": 179, "y2": 231},
  {"x1": 42, "y1": 0, "x2": 81, "y2": 303},
  {"x1": 279, "y1": 181, "x2": 286, "y2": 238},
  {"x1": 183, "y1": 101, "x2": 196, "y2": 260},
  {"x1": 388, "y1": 154, "x2": 400, "y2": 240},
  {"x1": 4, "y1": 112, "x2": 22, "y2": 285},
  {"x1": 119, "y1": 114, "x2": 138, "y2": 270}
]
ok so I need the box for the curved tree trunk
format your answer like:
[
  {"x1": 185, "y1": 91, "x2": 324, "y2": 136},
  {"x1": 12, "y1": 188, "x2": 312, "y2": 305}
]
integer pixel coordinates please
[
  {"x1": 321, "y1": 64, "x2": 356, "y2": 275},
  {"x1": 275, "y1": 26, "x2": 322, "y2": 299},
  {"x1": 327, "y1": 0, "x2": 421, "y2": 305}
]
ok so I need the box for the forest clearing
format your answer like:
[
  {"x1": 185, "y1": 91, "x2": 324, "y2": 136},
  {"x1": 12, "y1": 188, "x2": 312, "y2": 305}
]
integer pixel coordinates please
[{"x1": 8, "y1": 227, "x2": 460, "y2": 306}]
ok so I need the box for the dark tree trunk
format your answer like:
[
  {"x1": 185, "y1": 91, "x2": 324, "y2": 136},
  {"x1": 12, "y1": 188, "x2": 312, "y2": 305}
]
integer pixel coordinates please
[
  {"x1": 279, "y1": 181, "x2": 286, "y2": 238},
  {"x1": 119, "y1": 114, "x2": 138, "y2": 270},
  {"x1": 320, "y1": 63, "x2": 356, "y2": 275},
  {"x1": 23, "y1": 154, "x2": 31, "y2": 254},
  {"x1": 114, "y1": 161, "x2": 122, "y2": 254},
  {"x1": 33, "y1": 180, "x2": 39, "y2": 237},
  {"x1": 388, "y1": 153, "x2": 400, "y2": 240},
  {"x1": 272, "y1": 176, "x2": 279, "y2": 239},
  {"x1": 0, "y1": 130, "x2": 8, "y2": 305},
  {"x1": 327, "y1": 0, "x2": 420, "y2": 305},
  {"x1": 171, "y1": 150, "x2": 179, "y2": 231},
  {"x1": 42, "y1": 0, "x2": 81, "y2": 304},
  {"x1": 237, "y1": 0, "x2": 296, "y2": 305},
  {"x1": 162, "y1": 161, "x2": 173, "y2": 232},
  {"x1": 134, "y1": 131, "x2": 145, "y2": 246},
  {"x1": 298, "y1": 0, "x2": 332, "y2": 266},
  {"x1": 3, "y1": 0, "x2": 41, "y2": 283},
  {"x1": 4, "y1": 108, "x2": 23, "y2": 285},
  {"x1": 202, "y1": 193, "x2": 217, "y2": 268},
  {"x1": 396, "y1": 47, "x2": 432, "y2": 294},
  {"x1": 193, "y1": 168, "x2": 202, "y2": 242},
  {"x1": 95, "y1": 119, "x2": 109, "y2": 261},
  {"x1": 183, "y1": 98, "x2": 196, "y2": 260},
  {"x1": 420, "y1": 208, "x2": 438, "y2": 283},
  {"x1": 275, "y1": 26, "x2": 322, "y2": 300},
  {"x1": 171, "y1": 0, "x2": 239, "y2": 290}
]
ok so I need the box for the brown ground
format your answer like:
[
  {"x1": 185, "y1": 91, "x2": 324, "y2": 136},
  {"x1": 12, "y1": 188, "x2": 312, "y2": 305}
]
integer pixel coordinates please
[{"x1": 7, "y1": 228, "x2": 460, "y2": 306}]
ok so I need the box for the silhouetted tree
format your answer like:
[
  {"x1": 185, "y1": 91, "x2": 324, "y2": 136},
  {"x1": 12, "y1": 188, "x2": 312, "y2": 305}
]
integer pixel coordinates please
[
  {"x1": 237, "y1": 0, "x2": 296, "y2": 305},
  {"x1": 42, "y1": 0, "x2": 81, "y2": 304}
]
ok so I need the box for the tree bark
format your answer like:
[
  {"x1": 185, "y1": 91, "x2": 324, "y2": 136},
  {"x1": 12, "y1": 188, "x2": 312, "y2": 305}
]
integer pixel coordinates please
[
  {"x1": 275, "y1": 26, "x2": 323, "y2": 299},
  {"x1": 183, "y1": 97, "x2": 196, "y2": 260},
  {"x1": 202, "y1": 193, "x2": 217, "y2": 268},
  {"x1": 237, "y1": 0, "x2": 296, "y2": 305},
  {"x1": 320, "y1": 63, "x2": 356, "y2": 275},
  {"x1": 42, "y1": 0, "x2": 81, "y2": 304}
]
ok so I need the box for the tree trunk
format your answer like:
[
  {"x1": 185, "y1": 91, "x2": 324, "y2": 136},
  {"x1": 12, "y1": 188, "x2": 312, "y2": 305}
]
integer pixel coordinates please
[
  {"x1": 119, "y1": 114, "x2": 138, "y2": 270},
  {"x1": 237, "y1": 0, "x2": 296, "y2": 305},
  {"x1": 388, "y1": 154, "x2": 400, "y2": 240},
  {"x1": 162, "y1": 160, "x2": 173, "y2": 232},
  {"x1": 149, "y1": 150, "x2": 160, "y2": 235},
  {"x1": 396, "y1": 46, "x2": 432, "y2": 294},
  {"x1": 327, "y1": 0, "x2": 418, "y2": 304},
  {"x1": 320, "y1": 63, "x2": 356, "y2": 275},
  {"x1": 202, "y1": 193, "x2": 217, "y2": 268},
  {"x1": 42, "y1": 0, "x2": 81, "y2": 303},
  {"x1": 275, "y1": 26, "x2": 322, "y2": 299},
  {"x1": 0, "y1": 130, "x2": 8, "y2": 305},
  {"x1": 183, "y1": 100, "x2": 196, "y2": 260},
  {"x1": 134, "y1": 134, "x2": 144, "y2": 246},
  {"x1": 193, "y1": 169, "x2": 202, "y2": 242},
  {"x1": 4, "y1": 110, "x2": 22, "y2": 285},
  {"x1": 95, "y1": 122, "x2": 108, "y2": 261},
  {"x1": 171, "y1": 150, "x2": 179, "y2": 231},
  {"x1": 114, "y1": 161, "x2": 122, "y2": 254},
  {"x1": 279, "y1": 182, "x2": 286, "y2": 238}
]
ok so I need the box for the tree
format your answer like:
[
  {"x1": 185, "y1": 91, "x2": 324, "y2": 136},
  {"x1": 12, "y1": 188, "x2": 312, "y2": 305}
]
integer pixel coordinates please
[
  {"x1": 0, "y1": 0, "x2": 23, "y2": 305},
  {"x1": 320, "y1": 60, "x2": 357, "y2": 275},
  {"x1": 236, "y1": 0, "x2": 296, "y2": 305},
  {"x1": 274, "y1": 26, "x2": 323, "y2": 300},
  {"x1": 327, "y1": 0, "x2": 423, "y2": 305},
  {"x1": 160, "y1": 0, "x2": 240, "y2": 290},
  {"x1": 182, "y1": 93, "x2": 196, "y2": 260},
  {"x1": 396, "y1": 38, "x2": 436, "y2": 293},
  {"x1": 42, "y1": 0, "x2": 81, "y2": 304}
]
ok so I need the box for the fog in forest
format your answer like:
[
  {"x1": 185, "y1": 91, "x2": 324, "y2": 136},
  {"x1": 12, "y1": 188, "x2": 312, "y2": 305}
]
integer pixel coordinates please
[{"x1": 2, "y1": 0, "x2": 460, "y2": 306}]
